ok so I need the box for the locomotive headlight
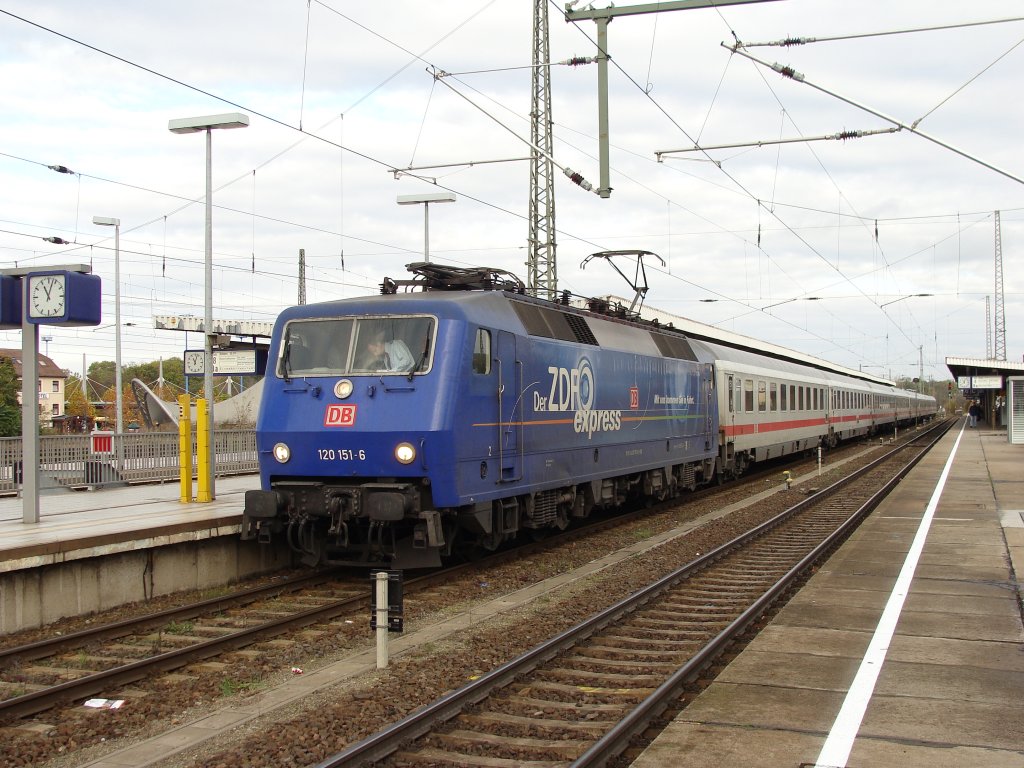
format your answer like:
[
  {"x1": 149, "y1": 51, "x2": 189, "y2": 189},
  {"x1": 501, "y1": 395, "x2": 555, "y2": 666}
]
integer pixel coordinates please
[
  {"x1": 273, "y1": 442, "x2": 291, "y2": 463},
  {"x1": 394, "y1": 442, "x2": 416, "y2": 465},
  {"x1": 334, "y1": 379, "x2": 354, "y2": 399}
]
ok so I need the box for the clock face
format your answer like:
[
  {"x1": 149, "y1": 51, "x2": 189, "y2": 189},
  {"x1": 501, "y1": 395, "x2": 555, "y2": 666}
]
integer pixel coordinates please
[
  {"x1": 29, "y1": 274, "x2": 66, "y2": 318},
  {"x1": 184, "y1": 350, "x2": 206, "y2": 374}
]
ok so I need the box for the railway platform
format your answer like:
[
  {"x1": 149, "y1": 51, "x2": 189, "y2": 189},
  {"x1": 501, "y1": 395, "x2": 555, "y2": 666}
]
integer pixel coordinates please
[
  {"x1": 0, "y1": 474, "x2": 253, "y2": 570},
  {"x1": 0, "y1": 474, "x2": 290, "y2": 635},
  {"x1": 633, "y1": 420, "x2": 1024, "y2": 768}
]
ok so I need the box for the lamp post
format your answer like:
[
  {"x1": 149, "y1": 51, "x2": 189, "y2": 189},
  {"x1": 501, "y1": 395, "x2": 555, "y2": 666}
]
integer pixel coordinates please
[
  {"x1": 92, "y1": 216, "x2": 122, "y2": 437},
  {"x1": 397, "y1": 192, "x2": 456, "y2": 262},
  {"x1": 168, "y1": 112, "x2": 249, "y2": 500}
]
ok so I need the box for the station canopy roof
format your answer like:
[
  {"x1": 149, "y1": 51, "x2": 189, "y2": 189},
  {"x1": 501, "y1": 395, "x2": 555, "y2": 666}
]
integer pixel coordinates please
[{"x1": 946, "y1": 356, "x2": 1024, "y2": 390}]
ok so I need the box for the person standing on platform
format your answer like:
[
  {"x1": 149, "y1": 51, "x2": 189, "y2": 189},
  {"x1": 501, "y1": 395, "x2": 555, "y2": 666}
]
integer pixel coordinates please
[{"x1": 968, "y1": 401, "x2": 981, "y2": 428}]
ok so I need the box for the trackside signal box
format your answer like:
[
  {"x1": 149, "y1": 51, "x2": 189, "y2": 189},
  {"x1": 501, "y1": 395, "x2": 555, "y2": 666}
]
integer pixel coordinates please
[{"x1": 369, "y1": 570, "x2": 404, "y2": 632}]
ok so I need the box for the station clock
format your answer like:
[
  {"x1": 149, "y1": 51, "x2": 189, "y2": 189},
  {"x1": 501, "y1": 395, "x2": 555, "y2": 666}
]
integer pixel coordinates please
[{"x1": 24, "y1": 270, "x2": 102, "y2": 326}]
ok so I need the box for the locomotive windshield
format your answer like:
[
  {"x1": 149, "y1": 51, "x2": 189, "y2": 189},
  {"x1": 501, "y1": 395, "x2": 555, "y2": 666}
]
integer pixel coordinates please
[{"x1": 278, "y1": 316, "x2": 435, "y2": 377}]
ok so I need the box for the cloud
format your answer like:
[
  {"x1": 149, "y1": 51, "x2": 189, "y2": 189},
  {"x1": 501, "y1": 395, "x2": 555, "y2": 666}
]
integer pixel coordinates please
[{"x1": 0, "y1": 0, "x2": 1022, "y2": 379}]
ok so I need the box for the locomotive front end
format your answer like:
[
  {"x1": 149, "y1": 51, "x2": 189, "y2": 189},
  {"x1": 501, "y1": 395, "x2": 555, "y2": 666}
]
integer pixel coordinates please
[{"x1": 241, "y1": 308, "x2": 451, "y2": 568}]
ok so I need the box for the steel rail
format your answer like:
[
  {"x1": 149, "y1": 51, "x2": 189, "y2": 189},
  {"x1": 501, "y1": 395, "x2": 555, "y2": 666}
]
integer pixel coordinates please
[
  {"x1": 0, "y1": 424, "x2": 939, "y2": 723},
  {"x1": 0, "y1": 570, "x2": 344, "y2": 665},
  {"x1": 313, "y1": 418, "x2": 951, "y2": 768},
  {"x1": 571, "y1": 418, "x2": 953, "y2": 767}
]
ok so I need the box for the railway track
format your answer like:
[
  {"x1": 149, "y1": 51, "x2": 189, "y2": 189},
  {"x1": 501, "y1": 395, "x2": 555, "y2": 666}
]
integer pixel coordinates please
[
  {"x1": 0, "y1": 500, "x2": 718, "y2": 721},
  {"x1": 314, "y1": 418, "x2": 952, "y2": 768},
  {"x1": 0, "y1": 425, "x2": 939, "y2": 768},
  {"x1": 0, "y1": 433, "x2": 852, "y2": 724}
]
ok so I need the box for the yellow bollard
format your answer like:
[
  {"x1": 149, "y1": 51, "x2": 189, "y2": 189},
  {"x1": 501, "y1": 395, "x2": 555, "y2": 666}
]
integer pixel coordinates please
[
  {"x1": 782, "y1": 470, "x2": 792, "y2": 490},
  {"x1": 178, "y1": 395, "x2": 192, "y2": 503},
  {"x1": 196, "y1": 398, "x2": 211, "y2": 503}
]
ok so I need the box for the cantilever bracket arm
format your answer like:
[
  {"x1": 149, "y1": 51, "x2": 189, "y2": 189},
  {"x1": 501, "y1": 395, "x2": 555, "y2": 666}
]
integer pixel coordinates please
[{"x1": 581, "y1": 249, "x2": 665, "y2": 313}]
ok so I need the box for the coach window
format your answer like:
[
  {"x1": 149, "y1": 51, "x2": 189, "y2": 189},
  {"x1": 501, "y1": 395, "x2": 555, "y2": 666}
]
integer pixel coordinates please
[
  {"x1": 727, "y1": 375, "x2": 735, "y2": 413},
  {"x1": 757, "y1": 380, "x2": 767, "y2": 411},
  {"x1": 472, "y1": 329, "x2": 491, "y2": 374},
  {"x1": 798, "y1": 386, "x2": 804, "y2": 410},
  {"x1": 744, "y1": 379, "x2": 754, "y2": 412},
  {"x1": 780, "y1": 383, "x2": 787, "y2": 411},
  {"x1": 770, "y1": 382, "x2": 778, "y2": 411},
  {"x1": 812, "y1": 388, "x2": 817, "y2": 410}
]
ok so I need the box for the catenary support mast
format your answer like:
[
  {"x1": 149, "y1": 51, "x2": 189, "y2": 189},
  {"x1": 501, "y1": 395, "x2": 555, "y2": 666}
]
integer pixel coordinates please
[
  {"x1": 994, "y1": 211, "x2": 1006, "y2": 360},
  {"x1": 528, "y1": 0, "x2": 558, "y2": 300}
]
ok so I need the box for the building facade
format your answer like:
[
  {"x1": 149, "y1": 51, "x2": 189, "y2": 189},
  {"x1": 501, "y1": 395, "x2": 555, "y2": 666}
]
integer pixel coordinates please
[{"x1": 0, "y1": 348, "x2": 67, "y2": 430}]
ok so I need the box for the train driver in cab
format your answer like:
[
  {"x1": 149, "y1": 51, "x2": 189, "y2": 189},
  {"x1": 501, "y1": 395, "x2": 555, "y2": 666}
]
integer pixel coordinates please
[{"x1": 359, "y1": 327, "x2": 415, "y2": 371}]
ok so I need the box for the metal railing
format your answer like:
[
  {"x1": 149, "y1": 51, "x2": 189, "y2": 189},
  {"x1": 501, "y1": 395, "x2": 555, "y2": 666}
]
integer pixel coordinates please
[{"x1": 0, "y1": 430, "x2": 258, "y2": 494}]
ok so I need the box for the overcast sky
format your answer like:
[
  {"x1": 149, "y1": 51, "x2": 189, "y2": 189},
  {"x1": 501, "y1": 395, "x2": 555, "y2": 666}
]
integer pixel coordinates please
[{"x1": 1, "y1": 0, "x2": 1022, "y2": 383}]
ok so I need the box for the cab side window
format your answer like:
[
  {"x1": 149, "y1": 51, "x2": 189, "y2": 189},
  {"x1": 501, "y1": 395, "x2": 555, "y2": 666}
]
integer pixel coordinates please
[{"x1": 473, "y1": 329, "x2": 491, "y2": 374}]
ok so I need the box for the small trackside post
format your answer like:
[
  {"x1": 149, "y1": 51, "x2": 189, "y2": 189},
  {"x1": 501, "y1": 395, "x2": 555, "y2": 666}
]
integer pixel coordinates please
[
  {"x1": 178, "y1": 395, "x2": 192, "y2": 503},
  {"x1": 375, "y1": 571, "x2": 389, "y2": 669}
]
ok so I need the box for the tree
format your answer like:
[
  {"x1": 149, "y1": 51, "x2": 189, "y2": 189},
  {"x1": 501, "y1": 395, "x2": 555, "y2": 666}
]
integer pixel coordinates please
[
  {"x1": 64, "y1": 374, "x2": 95, "y2": 432},
  {"x1": 0, "y1": 357, "x2": 22, "y2": 437}
]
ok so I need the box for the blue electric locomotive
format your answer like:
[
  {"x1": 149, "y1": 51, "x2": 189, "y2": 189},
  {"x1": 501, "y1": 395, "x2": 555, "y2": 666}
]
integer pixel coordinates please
[{"x1": 242, "y1": 264, "x2": 718, "y2": 568}]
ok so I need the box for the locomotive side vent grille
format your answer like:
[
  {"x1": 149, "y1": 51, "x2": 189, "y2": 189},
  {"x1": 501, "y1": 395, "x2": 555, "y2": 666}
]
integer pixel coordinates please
[
  {"x1": 564, "y1": 313, "x2": 598, "y2": 345},
  {"x1": 513, "y1": 302, "x2": 598, "y2": 346},
  {"x1": 651, "y1": 331, "x2": 697, "y2": 361}
]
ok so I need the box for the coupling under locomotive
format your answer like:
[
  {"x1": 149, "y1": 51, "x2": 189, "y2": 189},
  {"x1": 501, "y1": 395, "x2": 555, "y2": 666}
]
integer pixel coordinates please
[{"x1": 241, "y1": 263, "x2": 719, "y2": 568}]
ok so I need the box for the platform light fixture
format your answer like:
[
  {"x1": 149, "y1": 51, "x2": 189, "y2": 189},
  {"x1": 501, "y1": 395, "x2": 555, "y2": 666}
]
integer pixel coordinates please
[
  {"x1": 168, "y1": 112, "x2": 249, "y2": 501},
  {"x1": 397, "y1": 192, "x2": 456, "y2": 263},
  {"x1": 92, "y1": 216, "x2": 122, "y2": 439}
]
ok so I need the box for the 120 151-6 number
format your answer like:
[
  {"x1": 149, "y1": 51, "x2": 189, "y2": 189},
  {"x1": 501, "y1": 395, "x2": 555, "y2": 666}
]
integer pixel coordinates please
[{"x1": 318, "y1": 448, "x2": 366, "y2": 461}]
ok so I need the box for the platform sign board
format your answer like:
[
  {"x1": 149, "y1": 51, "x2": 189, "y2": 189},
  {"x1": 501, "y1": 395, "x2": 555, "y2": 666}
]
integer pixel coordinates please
[
  {"x1": 972, "y1": 375, "x2": 1003, "y2": 389},
  {"x1": 213, "y1": 349, "x2": 257, "y2": 375},
  {"x1": 185, "y1": 348, "x2": 267, "y2": 376}
]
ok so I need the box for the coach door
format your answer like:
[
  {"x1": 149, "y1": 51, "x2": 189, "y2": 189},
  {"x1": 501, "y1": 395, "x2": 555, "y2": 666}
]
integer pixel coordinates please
[
  {"x1": 496, "y1": 331, "x2": 522, "y2": 481},
  {"x1": 703, "y1": 364, "x2": 714, "y2": 449}
]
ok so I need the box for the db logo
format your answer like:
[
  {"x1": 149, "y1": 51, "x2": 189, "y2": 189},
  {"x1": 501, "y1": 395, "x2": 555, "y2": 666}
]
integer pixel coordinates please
[
  {"x1": 629, "y1": 387, "x2": 639, "y2": 410},
  {"x1": 324, "y1": 404, "x2": 357, "y2": 427}
]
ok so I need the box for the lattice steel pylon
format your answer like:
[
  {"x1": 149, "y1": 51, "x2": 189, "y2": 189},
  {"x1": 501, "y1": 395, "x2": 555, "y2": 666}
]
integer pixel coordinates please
[
  {"x1": 994, "y1": 211, "x2": 1006, "y2": 360},
  {"x1": 527, "y1": 0, "x2": 557, "y2": 301},
  {"x1": 298, "y1": 248, "x2": 307, "y2": 306}
]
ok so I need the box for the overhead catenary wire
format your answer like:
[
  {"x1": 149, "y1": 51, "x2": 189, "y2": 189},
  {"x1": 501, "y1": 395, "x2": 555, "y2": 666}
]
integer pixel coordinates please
[
  {"x1": 429, "y1": 66, "x2": 599, "y2": 194},
  {"x1": 655, "y1": 127, "x2": 899, "y2": 160},
  {"x1": 727, "y1": 44, "x2": 1024, "y2": 187},
  {"x1": 1, "y1": 4, "x2": 1011, "y2": 376},
  {"x1": 738, "y1": 15, "x2": 1024, "y2": 48},
  {"x1": 559, "y1": 8, "x2": 918, "y2": 341}
]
